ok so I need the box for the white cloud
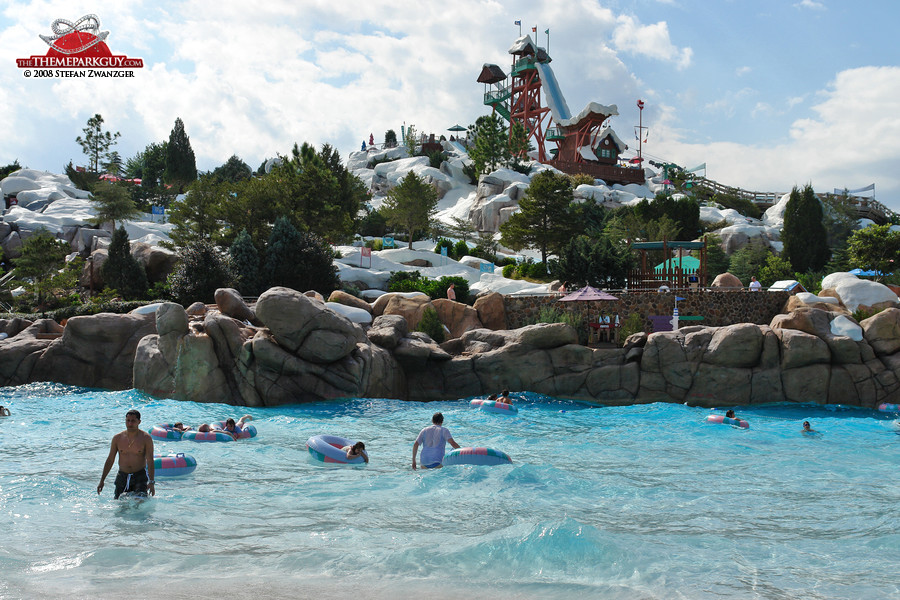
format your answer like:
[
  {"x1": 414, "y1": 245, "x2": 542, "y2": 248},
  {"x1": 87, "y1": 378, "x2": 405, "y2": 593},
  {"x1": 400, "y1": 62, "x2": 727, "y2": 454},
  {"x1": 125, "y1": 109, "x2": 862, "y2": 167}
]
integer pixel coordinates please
[
  {"x1": 736, "y1": 66, "x2": 752, "y2": 77},
  {"x1": 794, "y1": 0, "x2": 826, "y2": 9},
  {"x1": 655, "y1": 66, "x2": 900, "y2": 206},
  {"x1": 612, "y1": 15, "x2": 692, "y2": 70}
]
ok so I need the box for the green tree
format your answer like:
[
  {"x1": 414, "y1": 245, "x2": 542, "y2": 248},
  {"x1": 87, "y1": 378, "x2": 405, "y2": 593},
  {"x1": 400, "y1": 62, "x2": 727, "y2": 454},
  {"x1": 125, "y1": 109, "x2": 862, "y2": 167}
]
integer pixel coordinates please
[
  {"x1": 167, "y1": 241, "x2": 235, "y2": 305},
  {"x1": 164, "y1": 117, "x2": 197, "y2": 191},
  {"x1": 168, "y1": 175, "x2": 228, "y2": 247},
  {"x1": 782, "y1": 184, "x2": 830, "y2": 273},
  {"x1": 702, "y1": 233, "x2": 731, "y2": 279},
  {"x1": 847, "y1": 224, "x2": 900, "y2": 282},
  {"x1": 404, "y1": 124, "x2": 419, "y2": 155},
  {"x1": 264, "y1": 216, "x2": 340, "y2": 295},
  {"x1": 89, "y1": 182, "x2": 141, "y2": 230},
  {"x1": 468, "y1": 114, "x2": 509, "y2": 175},
  {"x1": 633, "y1": 193, "x2": 701, "y2": 240},
  {"x1": 758, "y1": 253, "x2": 794, "y2": 286},
  {"x1": 75, "y1": 114, "x2": 120, "y2": 173},
  {"x1": 212, "y1": 155, "x2": 252, "y2": 183},
  {"x1": 14, "y1": 229, "x2": 69, "y2": 306},
  {"x1": 101, "y1": 226, "x2": 148, "y2": 300},
  {"x1": 500, "y1": 170, "x2": 575, "y2": 264},
  {"x1": 728, "y1": 241, "x2": 771, "y2": 285},
  {"x1": 556, "y1": 234, "x2": 632, "y2": 289},
  {"x1": 228, "y1": 229, "x2": 262, "y2": 296},
  {"x1": 0, "y1": 160, "x2": 21, "y2": 180},
  {"x1": 384, "y1": 129, "x2": 398, "y2": 148},
  {"x1": 381, "y1": 171, "x2": 439, "y2": 249},
  {"x1": 102, "y1": 151, "x2": 123, "y2": 177}
]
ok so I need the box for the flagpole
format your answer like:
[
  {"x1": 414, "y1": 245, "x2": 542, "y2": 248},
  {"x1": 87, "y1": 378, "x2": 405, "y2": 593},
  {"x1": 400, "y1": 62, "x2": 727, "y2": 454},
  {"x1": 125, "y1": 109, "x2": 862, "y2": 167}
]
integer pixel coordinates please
[{"x1": 546, "y1": 28, "x2": 550, "y2": 53}]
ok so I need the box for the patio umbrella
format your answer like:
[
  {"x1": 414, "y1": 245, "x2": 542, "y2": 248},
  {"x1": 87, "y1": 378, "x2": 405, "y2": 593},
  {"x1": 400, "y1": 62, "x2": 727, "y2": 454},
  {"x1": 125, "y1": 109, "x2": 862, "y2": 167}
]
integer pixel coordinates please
[
  {"x1": 558, "y1": 285, "x2": 618, "y2": 301},
  {"x1": 448, "y1": 124, "x2": 467, "y2": 132}
]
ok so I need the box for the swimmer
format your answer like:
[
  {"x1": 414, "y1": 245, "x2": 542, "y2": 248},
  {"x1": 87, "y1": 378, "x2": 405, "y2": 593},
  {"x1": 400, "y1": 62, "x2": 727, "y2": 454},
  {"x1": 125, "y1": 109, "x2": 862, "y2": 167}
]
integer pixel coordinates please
[
  {"x1": 342, "y1": 441, "x2": 369, "y2": 463},
  {"x1": 0, "y1": 405, "x2": 10, "y2": 416},
  {"x1": 496, "y1": 389, "x2": 512, "y2": 405},
  {"x1": 98, "y1": 409, "x2": 155, "y2": 499},
  {"x1": 172, "y1": 422, "x2": 192, "y2": 432},
  {"x1": 725, "y1": 410, "x2": 737, "y2": 420},
  {"x1": 198, "y1": 415, "x2": 253, "y2": 437},
  {"x1": 412, "y1": 412, "x2": 460, "y2": 470},
  {"x1": 802, "y1": 421, "x2": 816, "y2": 433}
]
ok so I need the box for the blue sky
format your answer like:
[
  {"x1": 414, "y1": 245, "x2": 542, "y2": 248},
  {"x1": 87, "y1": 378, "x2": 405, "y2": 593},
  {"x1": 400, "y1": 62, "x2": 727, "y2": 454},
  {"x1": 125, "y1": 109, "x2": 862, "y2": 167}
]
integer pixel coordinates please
[{"x1": 1, "y1": 0, "x2": 898, "y2": 210}]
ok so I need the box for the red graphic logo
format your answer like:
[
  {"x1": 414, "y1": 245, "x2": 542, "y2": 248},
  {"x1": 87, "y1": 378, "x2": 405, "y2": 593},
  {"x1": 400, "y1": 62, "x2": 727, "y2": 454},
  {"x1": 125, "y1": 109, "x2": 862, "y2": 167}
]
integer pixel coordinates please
[{"x1": 16, "y1": 14, "x2": 143, "y2": 73}]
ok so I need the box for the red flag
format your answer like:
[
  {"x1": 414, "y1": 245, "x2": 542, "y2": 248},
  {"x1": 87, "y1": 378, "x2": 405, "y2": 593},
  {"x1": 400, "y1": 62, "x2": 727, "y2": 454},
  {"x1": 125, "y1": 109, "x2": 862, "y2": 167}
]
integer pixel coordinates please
[
  {"x1": 637, "y1": 99, "x2": 644, "y2": 110},
  {"x1": 532, "y1": 26, "x2": 537, "y2": 32}
]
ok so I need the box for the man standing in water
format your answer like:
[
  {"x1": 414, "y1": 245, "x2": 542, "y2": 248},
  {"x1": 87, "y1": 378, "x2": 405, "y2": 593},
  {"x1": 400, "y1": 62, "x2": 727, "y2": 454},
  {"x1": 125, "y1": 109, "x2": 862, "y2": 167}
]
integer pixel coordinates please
[
  {"x1": 98, "y1": 409, "x2": 155, "y2": 498},
  {"x1": 412, "y1": 412, "x2": 460, "y2": 470}
]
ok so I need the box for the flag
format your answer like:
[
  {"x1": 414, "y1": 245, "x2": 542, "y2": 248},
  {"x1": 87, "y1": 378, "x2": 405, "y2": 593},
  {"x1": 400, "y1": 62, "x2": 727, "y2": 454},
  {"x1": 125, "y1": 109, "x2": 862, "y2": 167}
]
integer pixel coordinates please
[
  {"x1": 637, "y1": 99, "x2": 644, "y2": 110},
  {"x1": 532, "y1": 26, "x2": 537, "y2": 32},
  {"x1": 545, "y1": 29, "x2": 549, "y2": 34},
  {"x1": 514, "y1": 20, "x2": 521, "y2": 25},
  {"x1": 686, "y1": 163, "x2": 706, "y2": 173},
  {"x1": 676, "y1": 297, "x2": 686, "y2": 301}
]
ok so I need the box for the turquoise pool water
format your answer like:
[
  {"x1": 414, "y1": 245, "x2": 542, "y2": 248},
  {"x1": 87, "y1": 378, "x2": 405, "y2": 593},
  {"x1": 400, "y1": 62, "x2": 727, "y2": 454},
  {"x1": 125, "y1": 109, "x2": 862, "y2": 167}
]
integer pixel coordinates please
[{"x1": 1, "y1": 383, "x2": 898, "y2": 600}]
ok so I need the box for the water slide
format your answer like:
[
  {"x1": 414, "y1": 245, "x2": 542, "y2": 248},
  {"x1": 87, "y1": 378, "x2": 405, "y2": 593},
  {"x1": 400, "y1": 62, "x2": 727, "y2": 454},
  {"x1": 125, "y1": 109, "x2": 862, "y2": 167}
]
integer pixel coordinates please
[
  {"x1": 448, "y1": 140, "x2": 469, "y2": 156},
  {"x1": 534, "y1": 62, "x2": 572, "y2": 123}
]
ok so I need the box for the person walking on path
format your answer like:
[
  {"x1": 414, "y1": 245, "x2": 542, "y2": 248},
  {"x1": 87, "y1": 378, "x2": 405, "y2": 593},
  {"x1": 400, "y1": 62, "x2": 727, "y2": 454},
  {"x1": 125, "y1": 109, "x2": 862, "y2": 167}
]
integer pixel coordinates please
[
  {"x1": 749, "y1": 276, "x2": 762, "y2": 291},
  {"x1": 98, "y1": 409, "x2": 155, "y2": 499},
  {"x1": 412, "y1": 412, "x2": 460, "y2": 470},
  {"x1": 446, "y1": 283, "x2": 456, "y2": 301}
]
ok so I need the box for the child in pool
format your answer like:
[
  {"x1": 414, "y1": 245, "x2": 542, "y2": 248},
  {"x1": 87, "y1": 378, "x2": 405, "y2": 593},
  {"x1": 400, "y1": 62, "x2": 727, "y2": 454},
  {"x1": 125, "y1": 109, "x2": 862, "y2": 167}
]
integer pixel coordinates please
[{"x1": 342, "y1": 441, "x2": 369, "y2": 463}]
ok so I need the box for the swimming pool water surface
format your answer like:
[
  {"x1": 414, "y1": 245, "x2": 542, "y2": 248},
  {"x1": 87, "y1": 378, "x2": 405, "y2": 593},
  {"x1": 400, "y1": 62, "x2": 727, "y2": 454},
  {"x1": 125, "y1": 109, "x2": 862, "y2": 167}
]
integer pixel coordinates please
[{"x1": 1, "y1": 383, "x2": 898, "y2": 599}]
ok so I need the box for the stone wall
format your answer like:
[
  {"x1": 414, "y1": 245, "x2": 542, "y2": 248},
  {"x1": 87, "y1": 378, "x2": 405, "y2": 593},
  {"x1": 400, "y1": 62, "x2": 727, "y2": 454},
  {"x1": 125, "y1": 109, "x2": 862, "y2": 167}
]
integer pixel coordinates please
[{"x1": 504, "y1": 291, "x2": 792, "y2": 332}]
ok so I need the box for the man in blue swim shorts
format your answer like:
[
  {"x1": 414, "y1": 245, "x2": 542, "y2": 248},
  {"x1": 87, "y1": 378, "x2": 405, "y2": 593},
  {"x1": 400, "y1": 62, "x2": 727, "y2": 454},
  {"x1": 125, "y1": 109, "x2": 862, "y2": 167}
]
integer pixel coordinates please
[
  {"x1": 98, "y1": 409, "x2": 155, "y2": 499},
  {"x1": 412, "y1": 412, "x2": 460, "y2": 470}
]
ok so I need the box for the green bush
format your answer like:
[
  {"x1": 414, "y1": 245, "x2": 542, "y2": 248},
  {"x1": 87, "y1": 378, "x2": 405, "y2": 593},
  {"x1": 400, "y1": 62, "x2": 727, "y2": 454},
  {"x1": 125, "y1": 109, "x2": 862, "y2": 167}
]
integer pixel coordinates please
[
  {"x1": 454, "y1": 239, "x2": 469, "y2": 259},
  {"x1": 535, "y1": 305, "x2": 586, "y2": 344},
  {"x1": 416, "y1": 306, "x2": 445, "y2": 343},
  {"x1": 527, "y1": 262, "x2": 548, "y2": 279},
  {"x1": 434, "y1": 238, "x2": 454, "y2": 257},
  {"x1": 502, "y1": 264, "x2": 516, "y2": 278},
  {"x1": 618, "y1": 313, "x2": 645, "y2": 343}
]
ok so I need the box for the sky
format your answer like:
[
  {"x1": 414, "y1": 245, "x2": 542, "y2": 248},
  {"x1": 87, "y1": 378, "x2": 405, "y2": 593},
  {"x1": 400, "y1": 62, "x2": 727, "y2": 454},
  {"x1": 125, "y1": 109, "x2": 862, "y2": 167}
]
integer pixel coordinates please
[{"x1": 1, "y1": 0, "x2": 899, "y2": 210}]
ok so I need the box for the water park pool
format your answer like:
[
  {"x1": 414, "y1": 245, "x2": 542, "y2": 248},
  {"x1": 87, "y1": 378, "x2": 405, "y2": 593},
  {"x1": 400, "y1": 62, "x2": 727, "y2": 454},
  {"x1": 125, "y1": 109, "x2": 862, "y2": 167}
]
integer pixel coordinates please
[{"x1": 1, "y1": 383, "x2": 898, "y2": 599}]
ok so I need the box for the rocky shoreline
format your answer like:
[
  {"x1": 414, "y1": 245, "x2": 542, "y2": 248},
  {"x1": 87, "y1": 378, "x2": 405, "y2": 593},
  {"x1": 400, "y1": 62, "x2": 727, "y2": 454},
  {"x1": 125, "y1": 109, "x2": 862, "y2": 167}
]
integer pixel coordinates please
[{"x1": 2, "y1": 286, "x2": 899, "y2": 409}]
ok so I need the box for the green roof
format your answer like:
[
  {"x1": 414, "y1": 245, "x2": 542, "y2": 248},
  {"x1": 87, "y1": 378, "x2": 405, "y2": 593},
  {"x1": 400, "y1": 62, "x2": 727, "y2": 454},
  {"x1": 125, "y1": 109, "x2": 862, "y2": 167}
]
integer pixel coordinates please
[
  {"x1": 654, "y1": 255, "x2": 700, "y2": 273},
  {"x1": 633, "y1": 241, "x2": 706, "y2": 250}
]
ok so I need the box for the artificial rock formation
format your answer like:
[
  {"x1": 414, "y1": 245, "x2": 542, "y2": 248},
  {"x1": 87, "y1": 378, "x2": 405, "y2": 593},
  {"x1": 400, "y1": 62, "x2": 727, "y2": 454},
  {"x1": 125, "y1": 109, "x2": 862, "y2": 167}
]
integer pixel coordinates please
[{"x1": 3, "y1": 289, "x2": 900, "y2": 409}]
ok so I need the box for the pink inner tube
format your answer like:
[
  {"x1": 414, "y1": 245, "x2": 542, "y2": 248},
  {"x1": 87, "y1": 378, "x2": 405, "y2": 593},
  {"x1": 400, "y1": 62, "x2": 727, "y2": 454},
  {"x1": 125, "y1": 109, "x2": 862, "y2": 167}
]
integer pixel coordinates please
[{"x1": 706, "y1": 414, "x2": 749, "y2": 429}]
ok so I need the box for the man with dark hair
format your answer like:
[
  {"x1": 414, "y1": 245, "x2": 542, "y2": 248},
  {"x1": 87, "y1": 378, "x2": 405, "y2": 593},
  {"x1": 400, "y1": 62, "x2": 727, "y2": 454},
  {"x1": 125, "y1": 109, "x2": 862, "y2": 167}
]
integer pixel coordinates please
[
  {"x1": 98, "y1": 409, "x2": 155, "y2": 499},
  {"x1": 412, "y1": 412, "x2": 460, "y2": 470}
]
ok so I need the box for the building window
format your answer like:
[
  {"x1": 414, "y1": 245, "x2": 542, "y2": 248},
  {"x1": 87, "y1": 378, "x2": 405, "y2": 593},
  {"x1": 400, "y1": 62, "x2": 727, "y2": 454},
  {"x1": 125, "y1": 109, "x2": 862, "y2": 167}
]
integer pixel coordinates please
[{"x1": 600, "y1": 148, "x2": 612, "y2": 158}]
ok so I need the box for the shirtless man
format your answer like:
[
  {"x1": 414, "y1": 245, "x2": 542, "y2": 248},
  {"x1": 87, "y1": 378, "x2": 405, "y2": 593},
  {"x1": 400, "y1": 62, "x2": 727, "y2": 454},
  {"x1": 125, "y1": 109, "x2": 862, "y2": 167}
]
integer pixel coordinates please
[{"x1": 98, "y1": 409, "x2": 155, "y2": 499}]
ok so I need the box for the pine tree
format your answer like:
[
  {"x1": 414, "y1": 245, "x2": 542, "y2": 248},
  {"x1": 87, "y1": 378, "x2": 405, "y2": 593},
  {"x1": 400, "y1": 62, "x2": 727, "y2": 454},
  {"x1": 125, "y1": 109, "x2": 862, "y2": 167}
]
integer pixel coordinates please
[
  {"x1": 75, "y1": 114, "x2": 120, "y2": 173},
  {"x1": 264, "y1": 216, "x2": 339, "y2": 295},
  {"x1": 499, "y1": 170, "x2": 575, "y2": 264},
  {"x1": 468, "y1": 114, "x2": 509, "y2": 175},
  {"x1": 229, "y1": 229, "x2": 262, "y2": 296},
  {"x1": 167, "y1": 241, "x2": 234, "y2": 305},
  {"x1": 381, "y1": 171, "x2": 439, "y2": 249},
  {"x1": 13, "y1": 229, "x2": 69, "y2": 306},
  {"x1": 164, "y1": 117, "x2": 197, "y2": 191},
  {"x1": 782, "y1": 184, "x2": 830, "y2": 273},
  {"x1": 101, "y1": 227, "x2": 148, "y2": 300},
  {"x1": 89, "y1": 182, "x2": 141, "y2": 230}
]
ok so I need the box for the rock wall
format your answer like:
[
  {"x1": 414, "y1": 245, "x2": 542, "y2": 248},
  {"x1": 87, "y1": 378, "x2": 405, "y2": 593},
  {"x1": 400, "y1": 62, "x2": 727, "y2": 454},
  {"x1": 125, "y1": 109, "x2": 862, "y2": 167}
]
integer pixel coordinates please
[
  {"x1": 504, "y1": 290, "x2": 792, "y2": 330},
  {"x1": 3, "y1": 288, "x2": 900, "y2": 410}
]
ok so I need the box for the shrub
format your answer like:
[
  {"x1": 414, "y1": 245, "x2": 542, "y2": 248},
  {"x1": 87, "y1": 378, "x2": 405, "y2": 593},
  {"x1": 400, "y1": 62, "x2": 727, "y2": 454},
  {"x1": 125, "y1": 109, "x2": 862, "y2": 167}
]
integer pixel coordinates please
[
  {"x1": 618, "y1": 313, "x2": 645, "y2": 343},
  {"x1": 168, "y1": 240, "x2": 235, "y2": 305},
  {"x1": 502, "y1": 264, "x2": 516, "y2": 278},
  {"x1": 568, "y1": 173, "x2": 596, "y2": 187},
  {"x1": 527, "y1": 261, "x2": 548, "y2": 279},
  {"x1": 434, "y1": 238, "x2": 454, "y2": 257},
  {"x1": 853, "y1": 306, "x2": 883, "y2": 322},
  {"x1": 535, "y1": 305, "x2": 586, "y2": 344},
  {"x1": 426, "y1": 150, "x2": 444, "y2": 169},
  {"x1": 416, "y1": 306, "x2": 445, "y2": 343},
  {"x1": 454, "y1": 239, "x2": 469, "y2": 259}
]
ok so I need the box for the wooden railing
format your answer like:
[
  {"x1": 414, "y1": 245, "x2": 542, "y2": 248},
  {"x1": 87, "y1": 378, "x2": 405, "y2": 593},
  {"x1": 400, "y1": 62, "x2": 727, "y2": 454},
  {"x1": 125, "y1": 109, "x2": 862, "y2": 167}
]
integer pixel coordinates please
[
  {"x1": 692, "y1": 178, "x2": 893, "y2": 224},
  {"x1": 553, "y1": 161, "x2": 645, "y2": 185}
]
